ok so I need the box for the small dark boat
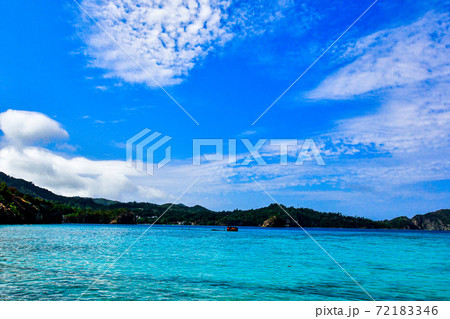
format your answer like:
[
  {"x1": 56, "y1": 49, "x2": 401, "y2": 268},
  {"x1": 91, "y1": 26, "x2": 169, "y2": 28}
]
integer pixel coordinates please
[{"x1": 227, "y1": 226, "x2": 238, "y2": 232}]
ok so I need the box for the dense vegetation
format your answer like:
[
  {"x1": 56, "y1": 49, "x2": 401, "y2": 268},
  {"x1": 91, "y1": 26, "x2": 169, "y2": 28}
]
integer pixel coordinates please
[
  {"x1": 0, "y1": 182, "x2": 133, "y2": 224},
  {"x1": 0, "y1": 182, "x2": 68, "y2": 223},
  {"x1": 146, "y1": 204, "x2": 385, "y2": 228},
  {"x1": 0, "y1": 172, "x2": 117, "y2": 210},
  {"x1": 0, "y1": 172, "x2": 448, "y2": 230},
  {"x1": 410, "y1": 209, "x2": 450, "y2": 230}
]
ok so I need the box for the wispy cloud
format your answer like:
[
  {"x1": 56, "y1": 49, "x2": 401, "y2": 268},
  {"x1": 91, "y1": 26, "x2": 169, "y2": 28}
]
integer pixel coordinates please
[
  {"x1": 239, "y1": 129, "x2": 258, "y2": 136},
  {"x1": 284, "y1": 11, "x2": 450, "y2": 215},
  {"x1": 227, "y1": 0, "x2": 296, "y2": 37},
  {"x1": 95, "y1": 85, "x2": 108, "y2": 91},
  {"x1": 303, "y1": 11, "x2": 450, "y2": 161},
  {"x1": 330, "y1": 81, "x2": 450, "y2": 155},
  {"x1": 308, "y1": 12, "x2": 450, "y2": 99}
]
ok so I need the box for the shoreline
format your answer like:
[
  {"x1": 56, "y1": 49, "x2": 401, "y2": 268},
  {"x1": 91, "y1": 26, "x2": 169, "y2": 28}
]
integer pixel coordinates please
[{"x1": 1, "y1": 223, "x2": 449, "y2": 232}]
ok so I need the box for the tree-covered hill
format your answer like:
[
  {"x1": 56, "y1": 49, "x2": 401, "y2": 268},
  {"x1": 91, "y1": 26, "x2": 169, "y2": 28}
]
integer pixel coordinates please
[
  {"x1": 0, "y1": 182, "x2": 133, "y2": 224},
  {"x1": 0, "y1": 172, "x2": 117, "y2": 210},
  {"x1": 0, "y1": 172, "x2": 448, "y2": 230}
]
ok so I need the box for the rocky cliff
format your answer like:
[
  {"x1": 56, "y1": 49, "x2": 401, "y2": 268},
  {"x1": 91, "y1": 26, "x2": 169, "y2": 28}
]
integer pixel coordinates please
[
  {"x1": 411, "y1": 210, "x2": 450, "y2": 231},
  {"x1": 262, "y1": 215, "x2": 287, "y2": 227}
]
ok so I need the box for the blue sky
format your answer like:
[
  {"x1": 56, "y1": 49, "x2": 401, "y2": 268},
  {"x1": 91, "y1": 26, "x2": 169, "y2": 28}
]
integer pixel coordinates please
[{"x1": 0, "y1": 0, "x2": 449, "y2": 219}]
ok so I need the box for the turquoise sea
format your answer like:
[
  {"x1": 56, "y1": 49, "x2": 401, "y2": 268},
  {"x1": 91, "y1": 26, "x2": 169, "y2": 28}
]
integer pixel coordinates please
[{"x1": 0, "y1": 225, "x2": 448, "y2": 301}]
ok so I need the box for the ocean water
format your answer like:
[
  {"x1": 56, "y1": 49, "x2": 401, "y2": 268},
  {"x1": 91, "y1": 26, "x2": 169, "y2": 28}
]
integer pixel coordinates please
[{"x1": 0, "y1": 224, "x2": 448, "y2": 301}]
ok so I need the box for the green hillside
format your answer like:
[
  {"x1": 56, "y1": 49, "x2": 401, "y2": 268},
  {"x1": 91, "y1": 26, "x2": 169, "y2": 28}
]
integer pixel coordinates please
[{"x1": 0, "y1": 172, "x2": 448, "y2": 230}]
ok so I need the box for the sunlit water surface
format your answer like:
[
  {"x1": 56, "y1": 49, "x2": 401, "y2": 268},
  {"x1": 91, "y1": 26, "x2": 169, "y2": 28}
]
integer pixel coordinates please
[{"x1": 0, "y1": 225, "x2": 448, "y2": 300}]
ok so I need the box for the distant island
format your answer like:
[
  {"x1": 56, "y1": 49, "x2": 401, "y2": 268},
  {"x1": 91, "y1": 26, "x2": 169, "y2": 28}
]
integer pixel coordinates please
[{"x1": 0, "y1": 172, "x2": 448, "y2": 230}]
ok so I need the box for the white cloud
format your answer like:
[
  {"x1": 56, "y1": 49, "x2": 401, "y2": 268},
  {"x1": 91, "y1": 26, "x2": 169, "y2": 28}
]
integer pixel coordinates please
[
  {"x1": 78, "y1": 0, "x2": 233, "y2": 87},
  {"x1": 0, "y1": 109, "x2": 69, "y2": 145},
  {"x1": 330, "y1": 81, "x2": 450, "y2": 154},
  {"x1": 303, "y1": 11, "x2": 450, "y2": 163},
  {"x1": 279, "y1": 10, "x2": 450, "y2": 216},
  {"x1": 0, "y1": 110, "x2": 231, "y2": 203},
  {"x1": 137, "y1": 185, "x2": 172, "y2": 201},
  {"x1": 0, "y1": 143, "x2": 237, "y2": 204},
  {"x1": 0, "y1": 145, "x2": 137, "y2": 200},
  {"x1": 308, "y1": 12, "x2": 450, "y2": 99},
  {"x1": 95, "y1": 85, "x2": 108, "y2": 91},
  {"x1": 227, "y1": 0, "x2": 295, "y2": 37},
  {"x1": 0, "y1": 108, "x2": 447, "y2": 216}
]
